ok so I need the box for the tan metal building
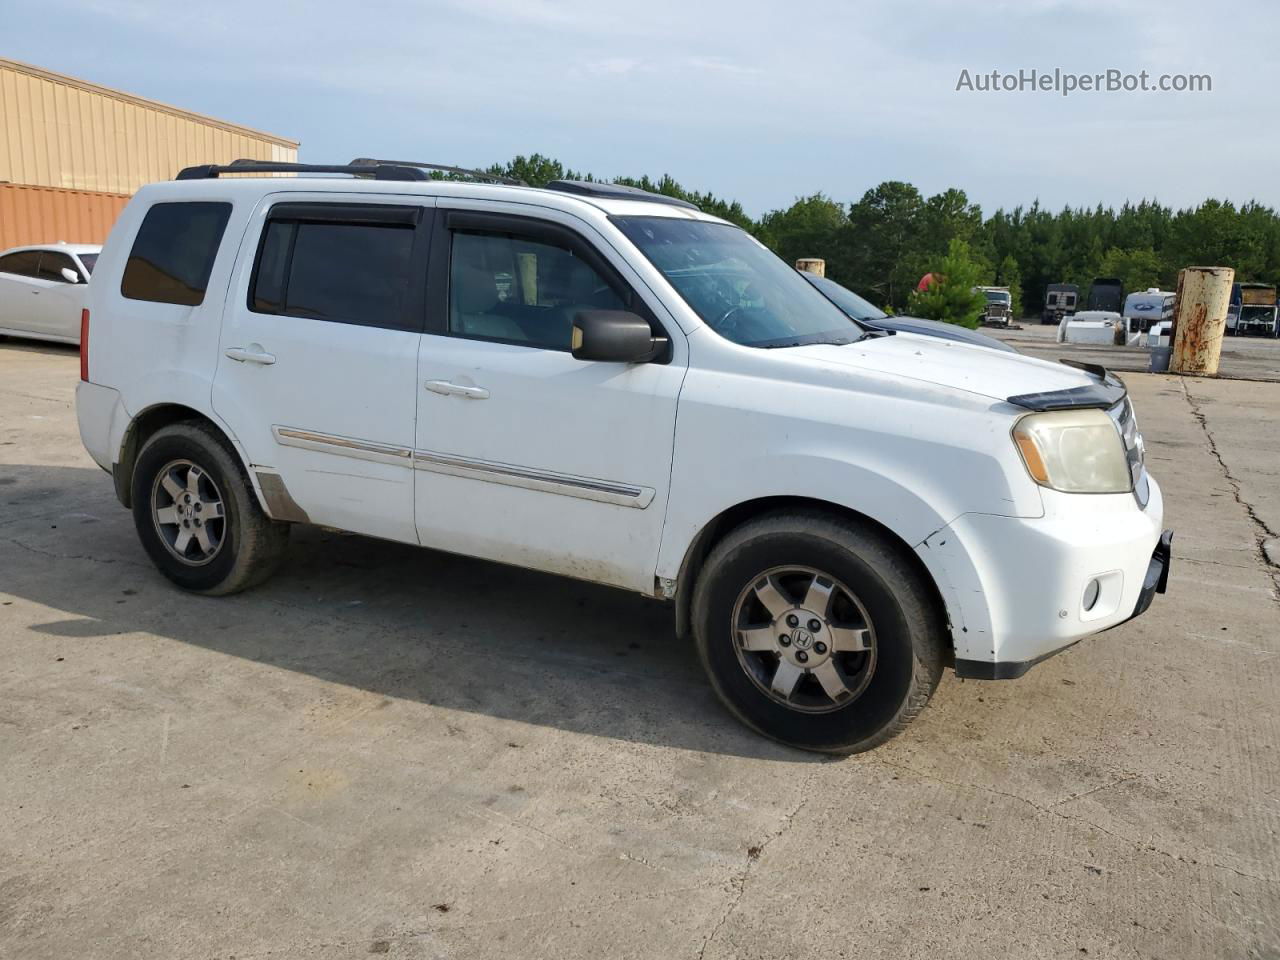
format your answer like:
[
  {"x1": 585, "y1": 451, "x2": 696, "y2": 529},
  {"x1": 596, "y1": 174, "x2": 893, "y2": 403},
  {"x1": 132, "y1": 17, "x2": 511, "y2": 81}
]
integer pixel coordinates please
[{"x1": 0, "y1": 57, "x2": 298, "y2": 248}]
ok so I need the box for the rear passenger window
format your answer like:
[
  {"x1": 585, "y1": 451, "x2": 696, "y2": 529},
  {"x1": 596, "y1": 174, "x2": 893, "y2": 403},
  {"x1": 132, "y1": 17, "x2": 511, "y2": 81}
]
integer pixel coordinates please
[
  {"x1": 121, "y1": 202, "x2": 231, "y2": 306},
  {"x1": 249, "y1": 215, "x2": 416, "y2": 330}
]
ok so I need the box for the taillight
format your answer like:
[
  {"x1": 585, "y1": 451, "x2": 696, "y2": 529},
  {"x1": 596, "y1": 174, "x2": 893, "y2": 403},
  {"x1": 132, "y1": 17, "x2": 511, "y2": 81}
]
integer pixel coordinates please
[{"x1": 79, "y1": 309, "x2": 90, "y2": 382}]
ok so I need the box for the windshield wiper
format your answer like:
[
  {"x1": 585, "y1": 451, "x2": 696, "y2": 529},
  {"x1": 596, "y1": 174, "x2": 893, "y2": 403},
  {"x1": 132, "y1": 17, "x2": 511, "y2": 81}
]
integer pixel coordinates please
[
  {"x1": 855, "y1": 328, "x2": 895, "y2": 341},
  {"x1": 761, "y1": 335, "x2": 860, "y2": 349}
]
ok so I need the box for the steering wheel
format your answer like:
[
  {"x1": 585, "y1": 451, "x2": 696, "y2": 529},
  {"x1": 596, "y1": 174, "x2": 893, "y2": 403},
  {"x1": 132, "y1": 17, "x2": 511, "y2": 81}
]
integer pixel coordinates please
[
  {"x1": 713, "y1": 283, "x2": 761, "y2": 338},
  {"x1": 713, "y1": 304, "x2": 747, "y2": 336}
]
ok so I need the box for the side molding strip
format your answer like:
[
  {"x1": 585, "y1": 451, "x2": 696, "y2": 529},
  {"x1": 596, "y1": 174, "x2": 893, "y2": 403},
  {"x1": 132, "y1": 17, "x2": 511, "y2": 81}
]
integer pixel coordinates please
[
  {"x1": 273, "y1": 426, "x2": 412, "y2": 467},
  {"x1": 271, "y1": 426, "x2": 653, "y2": 509},
  {"x1": 412, "y1": 449, "x2": 654, "y2": 509}
]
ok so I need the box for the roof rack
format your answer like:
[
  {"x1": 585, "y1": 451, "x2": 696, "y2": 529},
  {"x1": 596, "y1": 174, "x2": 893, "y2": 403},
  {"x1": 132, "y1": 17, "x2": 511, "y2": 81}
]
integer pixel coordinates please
[
  {"x1": 349, "y1": 158, "x2": 525, "y2": 186},
  {"x1": 175, "y1": 161, "x2": 427, "y2": 182},
  {"x1": 544, "y1": 180, "x2": 700, "y2": 211},
  {"x1": 172, "y1": 161, "x2": 699, "y2": 211}
]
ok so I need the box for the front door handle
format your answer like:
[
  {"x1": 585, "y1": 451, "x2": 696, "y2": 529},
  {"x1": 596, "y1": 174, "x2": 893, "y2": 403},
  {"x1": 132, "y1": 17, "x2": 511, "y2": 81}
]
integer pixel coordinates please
[
  {"x1": 424, "y1": 379, "x2": 489, "y2": 400},
  {"x1": 225, "y1": 346, "x2": 277, "y2": 365}
]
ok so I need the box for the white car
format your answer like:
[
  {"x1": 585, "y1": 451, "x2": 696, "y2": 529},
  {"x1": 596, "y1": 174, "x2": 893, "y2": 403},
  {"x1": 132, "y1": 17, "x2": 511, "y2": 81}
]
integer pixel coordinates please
[
  {"x1": 74, "y1": 161, "x2": 1170, "y2": 753},
  {"x1": 0, "y1": 243, "x2": 100, "y2": 344}
]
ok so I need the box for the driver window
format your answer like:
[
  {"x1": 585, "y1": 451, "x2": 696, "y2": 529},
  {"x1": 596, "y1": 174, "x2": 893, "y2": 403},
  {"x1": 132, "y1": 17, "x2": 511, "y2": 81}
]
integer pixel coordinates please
[{"x1": 449, "y1": 230, "x2": 626, "y2": 350}]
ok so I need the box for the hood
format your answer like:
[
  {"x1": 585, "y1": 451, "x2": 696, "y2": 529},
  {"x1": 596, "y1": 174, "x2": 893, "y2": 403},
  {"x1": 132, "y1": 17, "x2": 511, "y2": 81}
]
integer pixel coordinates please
[{"x1": 783, "y1": 332, "x2": 1094, "y2": 403}]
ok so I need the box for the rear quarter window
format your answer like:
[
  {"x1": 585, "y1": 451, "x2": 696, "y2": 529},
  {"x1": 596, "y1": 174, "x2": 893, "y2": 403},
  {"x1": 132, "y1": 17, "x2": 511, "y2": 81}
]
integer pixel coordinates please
[{"x1": 121, "y1": 201, "x2": 232, "y2": 306}]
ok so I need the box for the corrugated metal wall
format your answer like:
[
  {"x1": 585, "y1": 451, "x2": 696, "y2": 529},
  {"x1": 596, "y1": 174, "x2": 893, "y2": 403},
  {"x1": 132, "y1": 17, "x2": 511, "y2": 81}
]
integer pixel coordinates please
[
  {"x1": 0, "y1": 183, "x2": 129, "y2": 249},
  {"x1": 0, "y1": 57, "x2": 298, "y2": 194}
]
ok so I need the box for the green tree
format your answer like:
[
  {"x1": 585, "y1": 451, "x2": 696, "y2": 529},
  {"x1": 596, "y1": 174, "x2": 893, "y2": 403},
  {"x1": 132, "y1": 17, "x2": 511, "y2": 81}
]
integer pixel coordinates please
[
  {"x1": 1097, "y1": 246, "x2": 1163, "y2": 293},
  {"x1": 995, "y1": 254, "x2": 1023, "y2": 319},
  {"x1": 907, "y1": 239, "x2": 989, "y2": 328},
  {"x1": 846, "y1": 181, "x2": 929, "y2": 310},
  {"x1": 755, "y1": 194, "x2": 848, "y2": 277},
  {"x1": 478, "y1": 154, "x2": 1280, "y2": 306},
  {"x1": 925, "y1": 188, "x2": 983, "y2": 248},
  {"x1": 484, "y1": 153, "x2": 581, "y2": 187}
]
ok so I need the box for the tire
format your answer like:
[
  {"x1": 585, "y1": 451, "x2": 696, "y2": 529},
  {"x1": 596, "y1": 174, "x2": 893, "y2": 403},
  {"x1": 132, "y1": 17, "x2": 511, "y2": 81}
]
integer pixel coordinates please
[
  {"x1": 691, "y1": 510, "x2": 945, "y2": 754},
  {"x1": 131, "y1": 421, "x2": 290, "y2": 595}
]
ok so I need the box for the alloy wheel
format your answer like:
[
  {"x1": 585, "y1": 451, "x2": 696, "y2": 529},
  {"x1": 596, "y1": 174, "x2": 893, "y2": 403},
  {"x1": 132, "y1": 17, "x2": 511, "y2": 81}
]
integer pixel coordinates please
[
  {"x1": 150, "y1": 459, "x2": 227, "y2": 565},
  {"x1": 731, "y1": 565, "x2": 877, "y2": 713}
]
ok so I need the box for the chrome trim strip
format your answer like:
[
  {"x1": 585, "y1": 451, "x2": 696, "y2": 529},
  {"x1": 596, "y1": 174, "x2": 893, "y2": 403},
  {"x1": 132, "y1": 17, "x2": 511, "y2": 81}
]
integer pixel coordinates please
[
  {"x1": 412, "y1": 449, "x2": 654, "y2": 509},
  {"x1": 273, "y1": 426, "x2": 412, "y2": 467},
  {"x1": 271, "y1": 426, "x2": 653, "y2": 509}
]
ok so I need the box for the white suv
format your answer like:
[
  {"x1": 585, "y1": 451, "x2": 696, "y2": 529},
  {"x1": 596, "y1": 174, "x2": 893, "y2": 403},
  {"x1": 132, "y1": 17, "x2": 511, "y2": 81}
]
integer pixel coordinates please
[{"x1": 75, "y1": 160, "x2": 1171, "y2": 753}]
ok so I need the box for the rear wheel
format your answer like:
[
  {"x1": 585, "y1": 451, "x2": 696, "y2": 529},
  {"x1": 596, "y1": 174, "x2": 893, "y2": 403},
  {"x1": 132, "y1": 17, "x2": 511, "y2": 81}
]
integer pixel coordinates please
[
  {"x1": 131, "y1": 422, "x2": 289, "y2": 595},
  {"x1": 692, "y1": 510, "x2": 945, "y2": 753}
]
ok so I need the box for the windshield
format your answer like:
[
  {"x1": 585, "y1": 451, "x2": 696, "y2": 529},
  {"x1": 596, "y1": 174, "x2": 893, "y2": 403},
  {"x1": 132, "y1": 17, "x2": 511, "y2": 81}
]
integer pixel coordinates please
[
  {"x1": 78, "y1": 253, "x2": 98, "y2": 275},
  {"x1": 984, "y1": 290, "x2": 1010, "y2": 303},
  {"x1": 612, "y1": 216, "x2": 862, "y2": 347},
  {"x1": 802, "y1": 273, "x2": 888, "y2": 321}
]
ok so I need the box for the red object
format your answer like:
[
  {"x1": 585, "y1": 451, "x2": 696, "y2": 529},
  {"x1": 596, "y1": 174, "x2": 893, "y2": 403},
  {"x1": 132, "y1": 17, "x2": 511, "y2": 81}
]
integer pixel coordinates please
[
  {"x1": 917, "y1": 272, "x2": 941, "y2": 292},
  {"x1": 79, "y1": 309, "x2": 90, "y2": 381}
]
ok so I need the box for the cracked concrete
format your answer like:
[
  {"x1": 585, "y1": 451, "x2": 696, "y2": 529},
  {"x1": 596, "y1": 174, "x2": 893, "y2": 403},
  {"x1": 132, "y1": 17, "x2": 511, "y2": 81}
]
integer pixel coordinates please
[{"x1": 2, "y1": 342, "x2": 1278, "y2": 959}]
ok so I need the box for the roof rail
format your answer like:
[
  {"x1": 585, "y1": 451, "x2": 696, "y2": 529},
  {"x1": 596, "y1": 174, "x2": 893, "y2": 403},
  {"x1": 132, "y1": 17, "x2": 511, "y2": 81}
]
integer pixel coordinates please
[
  {"x1": 174, "y1": 161, "x2": 427, "y2": 182},
  {"x1": 543, "y1": 179, "x2": 700, "y2": 211},
  {"x1": 349, "y1": 158, "x2": 525, "y2": 186}
]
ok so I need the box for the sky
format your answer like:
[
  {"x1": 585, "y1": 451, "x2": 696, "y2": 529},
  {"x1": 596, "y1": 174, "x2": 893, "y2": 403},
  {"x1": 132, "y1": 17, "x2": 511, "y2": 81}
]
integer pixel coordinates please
[{"x1": 6, "y1": 0, "x2": 1279, "y2": 219}]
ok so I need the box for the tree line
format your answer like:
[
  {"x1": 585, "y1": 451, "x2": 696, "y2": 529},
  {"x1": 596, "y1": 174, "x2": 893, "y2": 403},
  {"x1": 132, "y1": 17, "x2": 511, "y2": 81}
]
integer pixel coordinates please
[{"x1": 480, "y1": 154, "x2": 1280, "y2": 320}]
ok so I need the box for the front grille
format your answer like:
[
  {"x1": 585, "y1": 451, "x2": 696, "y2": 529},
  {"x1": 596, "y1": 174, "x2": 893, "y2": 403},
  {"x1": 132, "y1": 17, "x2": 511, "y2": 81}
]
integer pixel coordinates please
[{"x1": 1109, "y1": 396, "x2": 1149, "y2": 505}]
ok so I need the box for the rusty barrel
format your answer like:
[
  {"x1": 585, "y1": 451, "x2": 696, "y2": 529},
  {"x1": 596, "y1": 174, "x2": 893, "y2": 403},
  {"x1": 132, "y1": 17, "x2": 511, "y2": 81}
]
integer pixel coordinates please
[{"x1": 1171, "y1": 266, "x2": 1234, "y2": 376}]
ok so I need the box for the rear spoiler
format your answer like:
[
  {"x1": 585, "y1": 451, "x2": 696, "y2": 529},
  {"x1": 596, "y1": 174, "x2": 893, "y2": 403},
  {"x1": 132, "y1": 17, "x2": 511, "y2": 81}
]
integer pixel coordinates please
[{"x1": 1006, "y1": 359, "x2": 1127, "y2": 412}]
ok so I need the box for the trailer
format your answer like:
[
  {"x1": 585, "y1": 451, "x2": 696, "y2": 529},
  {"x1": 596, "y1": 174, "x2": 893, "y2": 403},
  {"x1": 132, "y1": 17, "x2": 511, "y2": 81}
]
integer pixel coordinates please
[
  {"x1": 1042, "y1": 282, "x2": 1079, "y2": 325},
  {"x1": 1121, "y1": 289, "x2": 1175, "y2": 345},
  {"x1": 1234, "y1": 282, "x2": 1278, "y2": 337},
  {"x1": 1086, "y1": 277, "x2": 1125, "y2": 313}
]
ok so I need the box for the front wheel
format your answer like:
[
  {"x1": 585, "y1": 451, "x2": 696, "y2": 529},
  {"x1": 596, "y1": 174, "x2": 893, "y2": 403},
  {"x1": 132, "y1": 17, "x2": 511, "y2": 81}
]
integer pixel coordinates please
[
  {"x1": 692, "y1": 511, "x2": 945, "y2": 753},
  {"x1": 131, "y1": 421, "x2": 290, "y2": 595}
]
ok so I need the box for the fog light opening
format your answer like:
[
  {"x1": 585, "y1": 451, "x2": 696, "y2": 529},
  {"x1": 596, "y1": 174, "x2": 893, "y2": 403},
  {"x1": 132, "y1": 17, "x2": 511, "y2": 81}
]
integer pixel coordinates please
[{"x1": 1083, "y1": 578, "x2": 1101, "y2": 612}]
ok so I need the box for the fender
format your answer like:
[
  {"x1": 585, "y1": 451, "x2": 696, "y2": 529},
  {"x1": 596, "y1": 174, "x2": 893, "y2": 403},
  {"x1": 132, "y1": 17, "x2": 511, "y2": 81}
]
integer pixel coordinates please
[
  {"x1": 656, "y1": 452, "x2": 1000, "y2": 652},
  {"x1": 109, "y1": 376, "x2": 276, "y2": 520}
]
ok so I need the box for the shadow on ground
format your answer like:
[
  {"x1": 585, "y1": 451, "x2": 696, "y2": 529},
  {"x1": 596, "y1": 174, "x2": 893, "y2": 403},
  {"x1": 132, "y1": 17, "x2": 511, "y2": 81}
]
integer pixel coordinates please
[{"x1": 1, "y1": 462, "x2": 818, "y2": 763}]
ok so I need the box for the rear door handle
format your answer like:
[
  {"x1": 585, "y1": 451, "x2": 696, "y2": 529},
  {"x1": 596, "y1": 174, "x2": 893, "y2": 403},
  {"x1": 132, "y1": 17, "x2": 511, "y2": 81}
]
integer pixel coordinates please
[
  {"x1": 424, "y1": 380, "x2": 489, "y2": 399},
  {"x1": 225, "y1": 346, "x2": 277, "y2": 365}
]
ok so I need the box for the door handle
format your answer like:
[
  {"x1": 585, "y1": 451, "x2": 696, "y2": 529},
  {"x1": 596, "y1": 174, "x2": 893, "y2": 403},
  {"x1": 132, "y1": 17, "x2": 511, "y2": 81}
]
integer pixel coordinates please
[
  {"x1": 225, "y1": 346, "x2": 277, "y2": 365},
  {"x1": 424, "y1": 380, "x2": 489, "y2": 399}
]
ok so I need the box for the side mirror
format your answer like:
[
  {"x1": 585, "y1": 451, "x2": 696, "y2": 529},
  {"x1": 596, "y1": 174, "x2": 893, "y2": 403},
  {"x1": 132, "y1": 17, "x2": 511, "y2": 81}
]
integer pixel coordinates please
[
  {"x1": 572, "y1": 310, "x2": 667, "y2": 363},
  {"x1": 60, "y1": 267, "x2": 80, "y2": 284}
]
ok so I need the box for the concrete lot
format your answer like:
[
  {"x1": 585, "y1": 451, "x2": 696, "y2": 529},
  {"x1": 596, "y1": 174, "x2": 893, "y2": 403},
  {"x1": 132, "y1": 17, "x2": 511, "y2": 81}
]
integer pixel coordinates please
[
  {"x1": 992, "y1": 321, "x2": 1280, "y2": 382},
  {"x1": 2, "y1": 339, "x2": 1278, "y2": 960}
]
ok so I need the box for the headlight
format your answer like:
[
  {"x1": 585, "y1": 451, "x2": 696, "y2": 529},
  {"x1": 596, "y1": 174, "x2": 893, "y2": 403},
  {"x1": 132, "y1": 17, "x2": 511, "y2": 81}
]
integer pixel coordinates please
[{"x1": 1012, "y1": 409, "x2": 1132, "y2": 493}]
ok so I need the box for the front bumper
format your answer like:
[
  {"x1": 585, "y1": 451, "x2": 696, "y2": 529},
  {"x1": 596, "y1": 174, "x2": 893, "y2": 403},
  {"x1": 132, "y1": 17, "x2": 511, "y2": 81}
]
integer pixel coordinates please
[
  {"x1": 1129, "y1": 528, "x2": 1173, "y2": 620},
  {"x1": 916, "y1": 475, "x2": 1167, "y2": 678},
  {"x1": 954, "y1": 528, "x2": 1172, "y2": 679}
]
